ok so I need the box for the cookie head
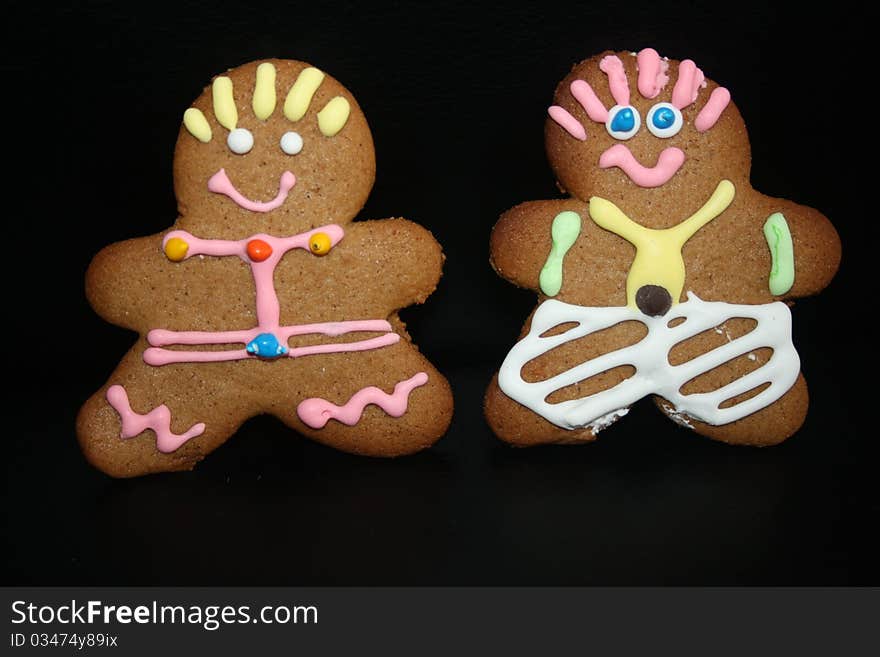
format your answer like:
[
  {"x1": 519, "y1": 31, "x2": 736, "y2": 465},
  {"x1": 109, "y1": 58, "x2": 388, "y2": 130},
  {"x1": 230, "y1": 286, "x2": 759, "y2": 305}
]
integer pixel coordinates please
[
  {"x1": 546, "y1": 49, "x2": 748, "y2": 218},
  {"x1": 173, "y1": 60, "x2": 375, "y2": 237}
]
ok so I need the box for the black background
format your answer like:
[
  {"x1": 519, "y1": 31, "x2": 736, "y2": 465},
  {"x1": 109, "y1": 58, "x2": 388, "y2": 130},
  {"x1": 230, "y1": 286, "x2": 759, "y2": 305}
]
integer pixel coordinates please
[{"x1": 3, "y1": 1, "x2": 875, "y2": 585}]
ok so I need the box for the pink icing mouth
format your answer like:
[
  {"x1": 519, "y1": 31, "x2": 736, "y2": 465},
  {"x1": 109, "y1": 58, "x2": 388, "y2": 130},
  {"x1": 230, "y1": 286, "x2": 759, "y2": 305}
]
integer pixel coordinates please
[
  {"x1": 208, "y1": 168, "x2": 296, "y2": 212},
  {"x1": 598, "y1": 144, "x2": 685, "y2": 188}
]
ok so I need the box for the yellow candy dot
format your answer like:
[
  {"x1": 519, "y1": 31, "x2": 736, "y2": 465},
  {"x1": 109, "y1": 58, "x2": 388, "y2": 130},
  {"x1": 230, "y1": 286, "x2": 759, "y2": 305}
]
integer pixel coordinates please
[
  {"x1": 309, "y1": 232, "x2": 332, "y2": 256},
  {"x1": 164, "y1": 237, "x2": 189, "y2": 262}
]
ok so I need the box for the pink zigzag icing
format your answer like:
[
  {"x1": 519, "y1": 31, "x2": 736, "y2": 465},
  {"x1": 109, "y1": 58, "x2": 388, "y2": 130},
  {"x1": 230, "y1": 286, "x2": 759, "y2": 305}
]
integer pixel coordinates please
[
  {"x1": 297, "y1": 372, "x2": 429, "y2": 429},
  {"x1": 106, "y1": 385, "x2": 205, "y2": 453}
]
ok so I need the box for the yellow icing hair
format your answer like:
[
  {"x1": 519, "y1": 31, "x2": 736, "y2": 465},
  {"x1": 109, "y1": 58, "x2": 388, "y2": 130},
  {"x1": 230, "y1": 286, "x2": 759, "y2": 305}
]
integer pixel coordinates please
[
  {"x1": 212, "y1": 76, "x2": 237, "y2": 131},
  {"x1": 252, "y1": 63, "x2": 276, "y2": 120},
  {"x1": 181, "y1": 63, "x2": 351, "y2": 142},
  {"x1": 284, "y1": 67, "x2": 325, "y2": 122}
]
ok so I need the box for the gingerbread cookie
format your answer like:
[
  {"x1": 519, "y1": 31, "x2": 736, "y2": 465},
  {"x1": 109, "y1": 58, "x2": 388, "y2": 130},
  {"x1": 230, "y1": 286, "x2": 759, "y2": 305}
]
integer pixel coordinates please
[
  {"x1": 78, "y1": 59, "x2": 453, "y2": 477},
  {"x1": 486, "y1": 48, "x2": 840, "y2": 447}
]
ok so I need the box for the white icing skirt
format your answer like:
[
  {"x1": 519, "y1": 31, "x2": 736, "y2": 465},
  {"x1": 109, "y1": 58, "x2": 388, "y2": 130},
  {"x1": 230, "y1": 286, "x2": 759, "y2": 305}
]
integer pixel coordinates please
[{"x1": 498, "y1": 293, "x2": 800, "y2": 429}]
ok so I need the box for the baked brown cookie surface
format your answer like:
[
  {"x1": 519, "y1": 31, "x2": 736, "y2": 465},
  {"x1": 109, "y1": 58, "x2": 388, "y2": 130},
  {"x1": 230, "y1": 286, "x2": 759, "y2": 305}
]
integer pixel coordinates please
[
  {"x1": 78, "y1": 59, "x2": 452, "y2": 477},
  {"x1": 487, "y1": 49, "x2": 840, "y2": 447}
]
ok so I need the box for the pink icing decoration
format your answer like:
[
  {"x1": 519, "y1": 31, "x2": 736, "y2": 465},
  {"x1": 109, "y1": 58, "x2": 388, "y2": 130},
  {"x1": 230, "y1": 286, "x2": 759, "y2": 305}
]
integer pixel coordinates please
[
  {"x1": 636, "y1": 48, "x2": 669, "y2": 99},
  {"x1": 671, "y1": 60, "x2": 706, "y2": 109},
  {"x1": 570, "y1": 79, "x2": 609, "y2": 123},
  {"x1": 297, "y1": 372, "x2": 429, "y2": 429},
  {"x1": 548, "y1": 106, "x2": 586, "y2": 140},
  {"x1": 695, "y1": 87, "x2": 731, "y2": 132},
  {"x1": 208, "y1": 168, "x2": 296, "y2": 212},
  {"x1": 599, "y1": 55, "x2": 630, "y2": 106},
  {"x1": 598, "y1": 144, "x2": 686, "y2": 188},
  {"x1": 145, "y1": 226, "x2": 401, "y2": 366},
  {"x1": 106, "y1": 384, "x2": 205, "y2": 453}
]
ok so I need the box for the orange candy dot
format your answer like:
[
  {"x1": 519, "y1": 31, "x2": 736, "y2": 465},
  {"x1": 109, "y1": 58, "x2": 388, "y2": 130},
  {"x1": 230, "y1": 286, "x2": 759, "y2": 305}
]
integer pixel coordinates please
[{"x1": 246, "y1": 239, "x2": 273, "y2": 262}]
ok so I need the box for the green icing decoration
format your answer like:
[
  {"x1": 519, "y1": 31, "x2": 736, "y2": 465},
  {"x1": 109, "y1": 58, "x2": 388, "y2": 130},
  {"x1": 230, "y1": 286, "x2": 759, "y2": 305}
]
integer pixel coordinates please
[
  {"x1": 763, "y1": 212, "x2": 795, "y2": 296},
  {"x1": 539, "y1": 211, "x2": 582, "y2": 296}
]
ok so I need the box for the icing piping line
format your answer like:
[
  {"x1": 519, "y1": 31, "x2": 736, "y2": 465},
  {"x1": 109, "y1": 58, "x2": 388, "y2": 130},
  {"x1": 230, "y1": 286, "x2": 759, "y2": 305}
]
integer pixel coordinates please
[
  {"x1": 297, "y1": 372, "x2": 429, "y2": 429},
  {"x1": 671, "y1": 59, "x2": 706, "y2": 110},
  {"x1": 570, "y1": 79, "x2": 609, "y2": 123},
  {"x1": 763, "y1": 212, "x2": 795, "y2": 296},
  {"x1": 598, "y1": 144, "x2": 685, "y2": 188},
  {"x1": 539, "y1": 211, "x2": 582, "y2": 296},
  {"x1": 548, "y1": 106, "x2": 587, "y2": 140},
  {"x1": 636, "y1": 48, "x2": 669, "y2": 99},
  {"x1": 599, "y1": 55, "x2": 630, "y2": 106},
  {"x1": 208, "y1": 168, "x2": 296, "y2": 213},
  {"x1": 695, "y1": 87, "x2": 731, "y2": 132},
  {"x1": 106, "y1": 385, "x2": 205, "y2": 453}
]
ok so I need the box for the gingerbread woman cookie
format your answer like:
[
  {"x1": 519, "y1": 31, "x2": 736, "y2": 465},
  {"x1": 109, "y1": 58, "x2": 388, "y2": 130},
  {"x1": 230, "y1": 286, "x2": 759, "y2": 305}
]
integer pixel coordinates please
[
  {"x1": 486, "y1": 48, "x2": 840, "y2": 447},
  {"x1": 78, "y1": 59, "x2": 452, "y2": 477}
]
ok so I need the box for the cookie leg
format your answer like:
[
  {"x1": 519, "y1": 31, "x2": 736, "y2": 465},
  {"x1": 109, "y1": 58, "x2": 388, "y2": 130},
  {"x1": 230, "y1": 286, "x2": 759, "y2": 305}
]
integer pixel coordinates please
[
  {"x1": 76, "y1": 341, "x2": 257, "y2": 477},
  {"x1": 654, "y1": 375, "x2": 808, "y2": 446},
  {"x1": 656, "y1": 317, "x2": 809, "y2": 445},
  {"x1": 486, "y1": 315, "x2": 645, "y2": 446},
  {"x1": 267, "y1": 341, "x2": 453, "y2": 457},
  {"x1": 484, "y1": 374, "x2": 602, "y2": 446}
]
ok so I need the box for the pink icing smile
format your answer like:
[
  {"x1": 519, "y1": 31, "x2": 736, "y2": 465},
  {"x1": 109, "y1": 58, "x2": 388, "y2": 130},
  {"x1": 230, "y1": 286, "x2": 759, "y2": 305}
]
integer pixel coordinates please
[
  {"x1": 599, "y1": 144, "x2": 685, "y2": 188},
  {"x1": 208, "y1": 168, "x2": 296, "y2": 212}
]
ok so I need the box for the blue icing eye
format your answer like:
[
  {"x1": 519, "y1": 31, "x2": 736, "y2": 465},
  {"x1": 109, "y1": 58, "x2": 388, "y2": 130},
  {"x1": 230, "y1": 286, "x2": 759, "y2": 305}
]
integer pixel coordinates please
[
  {"x1": 605, "y1": 104, "x2": 640, "y2": 140},
  {"x1": 646, "y1": 102, "x2": 683, "y2": 138},
  {"x1": 611, "y1": 107, "x2": 635, "y2": 133},
  {"x1": 652, "y1": 107, "x2": 675, "y2": 129},
  {"x1": 246, "y1": 332, "x2": 288, "y2": 359}
]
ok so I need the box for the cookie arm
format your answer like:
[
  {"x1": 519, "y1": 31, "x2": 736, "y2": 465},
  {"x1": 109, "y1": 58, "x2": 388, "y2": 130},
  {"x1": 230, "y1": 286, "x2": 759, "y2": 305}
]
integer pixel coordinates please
[
  {"x1": 769, "y1": 199, "x2": 841, "y2": 299},
  {"x1": 85, "y1": 234, "x2": 173, "y2": 331},
  {"x1": 338, "y1": 218, "x2": 445, "y2": 311},
  {"x1": 490, "y1": 199, "x2": 588, "y2": 292}
]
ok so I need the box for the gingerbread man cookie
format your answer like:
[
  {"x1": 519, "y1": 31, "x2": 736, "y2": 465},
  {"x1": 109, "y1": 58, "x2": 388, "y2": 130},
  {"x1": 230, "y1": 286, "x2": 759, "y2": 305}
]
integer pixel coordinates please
[
  {"x1": 78, "y1": 59, "x2": 452, "y2": 477},
  {"x1": 486, "y1": 49, "x2": 840, "y2": 447}
]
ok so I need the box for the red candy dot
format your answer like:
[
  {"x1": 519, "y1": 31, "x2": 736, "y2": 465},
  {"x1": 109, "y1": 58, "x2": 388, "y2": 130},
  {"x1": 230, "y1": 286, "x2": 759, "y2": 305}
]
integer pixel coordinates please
[{"x1": 247, "y1": 239, "x2": 273, "y2": 262}]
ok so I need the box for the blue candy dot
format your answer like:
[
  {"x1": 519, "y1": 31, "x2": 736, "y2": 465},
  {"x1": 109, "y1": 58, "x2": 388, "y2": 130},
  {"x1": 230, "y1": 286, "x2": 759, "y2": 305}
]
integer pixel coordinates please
[
  {"x1": 246, "y1": 332, "x2": 288, "y2": 359},
  {"x1": 652, "y1": 107, "x2": 675, "y2": 129},
  {"x1": 610, "y1": 107, "x2": 635, "y2": 133}
]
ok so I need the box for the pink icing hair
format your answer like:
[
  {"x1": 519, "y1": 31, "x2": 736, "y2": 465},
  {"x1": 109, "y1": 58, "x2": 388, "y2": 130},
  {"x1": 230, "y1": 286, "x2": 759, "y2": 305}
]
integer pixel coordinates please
[
  {"x1": 671, "y1": 59, "x2": 706, "y2": 109},
  {"x1": 636, "y1": 48, "x2": 669, "y2": 99},
  {"x1": 599, "y1": 55, "x2": 630, "y2": 106},
  {"x1": 548, "y1": 49, "x2": 731, "y2": 137}
]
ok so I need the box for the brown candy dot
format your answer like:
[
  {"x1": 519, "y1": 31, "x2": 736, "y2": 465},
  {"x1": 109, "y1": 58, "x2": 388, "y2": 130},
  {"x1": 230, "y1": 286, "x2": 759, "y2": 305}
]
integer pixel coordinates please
[{"x1": 635, "y1": 285, "x2": 672, "y2": 317}]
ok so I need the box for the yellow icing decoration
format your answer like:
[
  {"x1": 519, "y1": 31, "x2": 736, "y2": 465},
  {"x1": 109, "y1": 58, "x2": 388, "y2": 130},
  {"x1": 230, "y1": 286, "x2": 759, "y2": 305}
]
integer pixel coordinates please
[
  {"x1": 182, "y1": 108, "x2": 212, "y2": 143},
  {"x1": 284, "y1": 67, "x2": 325, "y2": 122},
  {"x1": 309, "y1": 232, "x2": 332, "y2": 256},
  {"x1": 212, "y1": 76, "x2": 237, "y2": 131},
  {"x1": 252, "y1": 62, "x2": 276, "y2": 120},
  {"x1": 164, "y1": 237, "x2": 189, "y2": 262},
  {"x1": 588, "y1": 180, "x2": 735, "y2": 307},
  {"x1": 317, "y1": 96, "x2": 351, "y2": 137}
]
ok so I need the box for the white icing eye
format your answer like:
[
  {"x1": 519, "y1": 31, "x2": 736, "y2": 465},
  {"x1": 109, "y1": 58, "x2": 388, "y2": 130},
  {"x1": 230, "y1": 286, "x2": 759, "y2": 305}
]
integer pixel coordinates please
[
  {"x1": 227, "y1": 128, "x2": 254, "y2": 154},
  {"x1": 646, "y1": 102, "x2": 683, "y2": 138},
  {"x1": 280, "y1": 131, "x2": 304, "y2": 155},
  {"x1": 605, "y1": 105, "x2": 641, "y2": 140}
]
